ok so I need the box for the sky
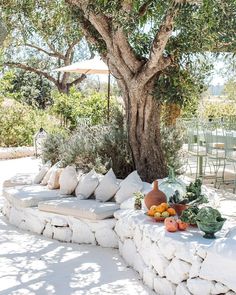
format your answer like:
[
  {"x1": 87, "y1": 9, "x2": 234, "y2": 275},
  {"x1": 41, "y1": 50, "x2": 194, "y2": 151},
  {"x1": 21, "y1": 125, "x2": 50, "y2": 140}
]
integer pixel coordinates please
[{"x1": 210, "y1": 61, "x2": 227, "y2": 86}]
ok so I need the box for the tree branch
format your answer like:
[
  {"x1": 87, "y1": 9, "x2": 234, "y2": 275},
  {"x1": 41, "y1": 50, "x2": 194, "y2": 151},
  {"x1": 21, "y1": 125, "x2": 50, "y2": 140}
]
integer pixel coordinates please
[
  {"x1": 68, "y1": 74, "x2": 86, "y2": 87},
  {"x1": 136, "y1": 3, "x2": 179, "y2": 86},
  {"x1": 4, "y1": 62, "x2": 59, "y2": 87},
  {"x1": 67, "y1": 0, "x2": 133, "y2": 80},
  {"x1": 44, "y1": 41, "x2": 66, "y2": 60},
  {"x1": 65, "y1": 38, "x2": 81, "y2": 61},
  {"x1": 138, "y1": 0, "x2": 153, "y2": 17},
  {"x1": 24, "y1": 43, "x2": 65, "y2": 59},
  {"x1": 113, "y1": 28, "x2": 143, "y2": 73}
]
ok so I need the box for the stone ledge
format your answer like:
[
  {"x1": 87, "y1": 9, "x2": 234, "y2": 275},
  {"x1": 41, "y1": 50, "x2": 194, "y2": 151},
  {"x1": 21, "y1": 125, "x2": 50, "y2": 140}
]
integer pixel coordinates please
[
  {"x1": 115, "y1": 210, "x2": 236, "y2": 295},
  {"x1": 0, "y1": 147, "x2": 34, "y2": 160}
]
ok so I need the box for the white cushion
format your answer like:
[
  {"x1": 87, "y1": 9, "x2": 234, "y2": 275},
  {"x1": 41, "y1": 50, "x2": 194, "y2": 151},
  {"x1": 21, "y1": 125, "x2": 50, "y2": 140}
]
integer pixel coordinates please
[
  {"x1": 38, "y1": 198, "x2": 120, "y2": 220},
  {"x1": 75, "y1": 169, "x2": 99, "y2": 199},
  {"x1": 115, "y1": 171, "x2": 143, "y2": 204},
  {"x1": 3, "y1": 185, "x2": 64, "y2": 208},
  {"x1": 48, "y1": 168, "x2": 63, "y2": 190},
  {"x1": 59, "y1": 166, "x2": 79, "y2": 195},
  {"x1": 33, "y1": 163, "x2": 51, "y2": 184},
  {"x1": 41, "y1": 162, "x2": 60, "y2": 186},
  {"x1": 95, "y1": 169, "x2": 120, "y2": 202}
]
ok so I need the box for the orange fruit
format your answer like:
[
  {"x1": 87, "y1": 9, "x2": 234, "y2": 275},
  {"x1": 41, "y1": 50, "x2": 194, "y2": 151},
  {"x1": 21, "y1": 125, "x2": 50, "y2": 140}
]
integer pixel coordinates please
[
  {"x1": 160, "y1": 202, "x2": 169, "y2": 210},
  {"x1": 155, "y1": 205, "x2": 166, "y2": 213},
  {"x1": 167, "y1": 207, "x2": 176, "y2": 216},
  {"x1": 148, "y1": 205, "x2": 158, "y2": 216},
  {"x1": 150, "y1": 205, "x2": 158, "y2": 211}
]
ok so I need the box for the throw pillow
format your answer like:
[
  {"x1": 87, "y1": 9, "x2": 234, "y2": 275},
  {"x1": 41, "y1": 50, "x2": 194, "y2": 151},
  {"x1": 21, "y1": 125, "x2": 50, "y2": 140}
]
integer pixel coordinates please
[
  {"x1": 95, "y1": 168, "x2": 120, "y2": 202},
  {"x1": 75, "y1": 169, "x2": 99, "y2": 199},
  {"x1": 33, "y1": 162, "x2": 51, "y2": 184},
  {"x1": 59, "y1": 166, "x2": 79, "y2": 195},
  {"x1": 48, "y1": 168, "x2": 63, "y2": 190},
  {"x1": 115, "y1": 170, "x2": 143, "y2": 204},
  {"x1": 41, "y1": 162, "x2": 60, "y2": 186}
]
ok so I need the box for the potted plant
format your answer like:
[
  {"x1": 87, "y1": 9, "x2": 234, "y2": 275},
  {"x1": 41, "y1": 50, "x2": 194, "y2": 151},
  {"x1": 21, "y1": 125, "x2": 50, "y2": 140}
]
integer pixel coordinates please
[{"x1": 134, "y1": 192, "x2": 144, "y2": 210}]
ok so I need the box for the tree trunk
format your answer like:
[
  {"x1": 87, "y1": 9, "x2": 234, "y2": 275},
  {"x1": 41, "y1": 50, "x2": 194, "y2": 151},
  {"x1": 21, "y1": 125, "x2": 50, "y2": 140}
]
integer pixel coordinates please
[
  {"x1": 58, "y1": 83, "x2": 69, "y2": 94},
  {"x1": 126, "y1": 86, "x2": 168, "y2": 182}
]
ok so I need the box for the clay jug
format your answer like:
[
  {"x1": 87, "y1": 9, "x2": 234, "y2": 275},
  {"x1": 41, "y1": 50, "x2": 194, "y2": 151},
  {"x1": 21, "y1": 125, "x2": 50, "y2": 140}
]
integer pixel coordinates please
[{"x1": 144, "y1": 180, "x2": 167, "y2": 209}]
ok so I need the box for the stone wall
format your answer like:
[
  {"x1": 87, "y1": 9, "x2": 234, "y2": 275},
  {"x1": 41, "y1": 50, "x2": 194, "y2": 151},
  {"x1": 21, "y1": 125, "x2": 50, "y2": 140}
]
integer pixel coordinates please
[
  {"x1": 3, "y1": 195, "x2": 236, "y2": 295},
  {"x1": 2, "y1": 199, "x2": 118, "y2": 248},
  {"x1": 114, "y1": 209, "x2": 236, "y2": 295},
  {"x1": 0, "y1": 147, "x2": 34, "y2": 160}
]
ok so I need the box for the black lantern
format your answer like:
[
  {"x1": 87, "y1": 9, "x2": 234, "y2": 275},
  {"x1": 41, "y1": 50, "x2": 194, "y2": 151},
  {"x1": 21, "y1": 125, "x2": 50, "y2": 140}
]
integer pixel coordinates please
[{"x1": 34, "y1": 128, "x2": 47, "y2": 157}]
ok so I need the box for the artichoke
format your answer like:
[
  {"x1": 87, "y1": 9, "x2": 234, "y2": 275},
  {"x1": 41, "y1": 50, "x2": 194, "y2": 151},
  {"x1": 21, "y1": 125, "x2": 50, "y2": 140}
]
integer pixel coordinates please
[
  {"x1": 196, "y1": 207, "x2": 223, "y2": 223},
  {"x1": 180, "y1": 206, "x2": 199, "y2": 225}
]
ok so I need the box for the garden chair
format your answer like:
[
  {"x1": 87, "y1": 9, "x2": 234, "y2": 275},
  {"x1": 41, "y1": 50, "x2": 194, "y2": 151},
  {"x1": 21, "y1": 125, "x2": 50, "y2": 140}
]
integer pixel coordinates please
[{"x1": 203, "y1": 124, "x2": 226, "y2": 188}]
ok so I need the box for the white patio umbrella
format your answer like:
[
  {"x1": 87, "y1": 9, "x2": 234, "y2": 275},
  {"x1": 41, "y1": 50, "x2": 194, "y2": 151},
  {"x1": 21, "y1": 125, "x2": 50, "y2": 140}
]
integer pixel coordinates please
[{"x1": 54, "y1": 57, "x2": 111, "y2": 121}]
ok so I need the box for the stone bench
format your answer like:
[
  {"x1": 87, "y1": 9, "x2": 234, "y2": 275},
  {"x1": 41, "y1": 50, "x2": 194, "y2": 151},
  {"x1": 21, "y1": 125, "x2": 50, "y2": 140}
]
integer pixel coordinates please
[
  {"x1": 2, "y1": 198, "x2": 119, "y2": 248},
  {"x1": 2, "y1": 175, "x2": 120, "y2": 248}
]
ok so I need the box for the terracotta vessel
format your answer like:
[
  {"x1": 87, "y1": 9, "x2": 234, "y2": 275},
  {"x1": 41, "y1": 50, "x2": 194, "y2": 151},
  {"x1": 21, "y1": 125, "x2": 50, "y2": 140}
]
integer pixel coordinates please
[
  {"x1": 144, "y1": 180, "x2": 167, "y2": 209},
  {"x1": 170, "y1": 203, "x2": 188, "y2": 217}
]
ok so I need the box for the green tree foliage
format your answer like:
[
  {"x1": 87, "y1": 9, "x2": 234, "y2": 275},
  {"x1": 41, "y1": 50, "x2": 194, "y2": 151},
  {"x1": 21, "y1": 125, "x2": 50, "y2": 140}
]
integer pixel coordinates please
[
  {"x1": 199, "y1": 101, "x2": 236, "y2": 120},
  {"x1": 0, "y1": 99, "x2": 61, "y2": 147},
  {"x1": 0, "y1": 70, "x2": 52, "y2": 109},
  {"x1": 51, "y1": 87, "x2": 122, "y2": 129},
  {"x1": 0, "y1": 0, "x2": 89, "y2": 93},
  {"x1": 155, "y1": 57, "x2": 213, "y2": 114},
  {"x1": 223, "y1": 78, "x2": 236, "y2": 101},
  {"x1": 64, "y1": 0, "x2": 236, "y2": 181}
]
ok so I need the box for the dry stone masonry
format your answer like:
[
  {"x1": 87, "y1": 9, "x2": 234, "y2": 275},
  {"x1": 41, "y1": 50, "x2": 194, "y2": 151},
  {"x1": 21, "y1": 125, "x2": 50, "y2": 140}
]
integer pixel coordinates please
[
  {"x1": 2, "y1": 199, "x2": 118, "y2": 248},
  {"x1": 2, "y1": 194, "x2": 236, "y2": 295},
  {"x1": 114, "y1": 209, "x2": 236, "y2": 295}
]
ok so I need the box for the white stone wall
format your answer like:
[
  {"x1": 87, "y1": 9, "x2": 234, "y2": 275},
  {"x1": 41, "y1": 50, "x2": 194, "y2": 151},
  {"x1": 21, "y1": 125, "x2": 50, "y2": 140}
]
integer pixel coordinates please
[
  {"x1": 0, "y1": 147, "x2": 34, "y2": 160},
  {"x1": 3, "y1": 197, "x2": 236, "y2": 295},
  {"x1": 114, "y1": 209, "x2": 236, "y2": 295},
  {"x1": 2, "y1": 200, "x2": 118, "y2": 248}
]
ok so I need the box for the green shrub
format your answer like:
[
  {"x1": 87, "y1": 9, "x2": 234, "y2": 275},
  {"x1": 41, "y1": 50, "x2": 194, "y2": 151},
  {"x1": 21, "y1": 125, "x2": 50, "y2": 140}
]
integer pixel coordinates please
[
  {"x1": 51, "y1": 87, "x2": 121, "y2": 129},
  {"x1": 41, "y1": 133, "x2": 68, "y2": 165},
  {"x1": 0, "y1": 99, "x2": 37, "y2": 146},
  {"x1": 42, "y1": 111, "x2": 134, "y2": 178},
  {"x1": 0, "y1": 99, "x2": 65, "y2": 147}
]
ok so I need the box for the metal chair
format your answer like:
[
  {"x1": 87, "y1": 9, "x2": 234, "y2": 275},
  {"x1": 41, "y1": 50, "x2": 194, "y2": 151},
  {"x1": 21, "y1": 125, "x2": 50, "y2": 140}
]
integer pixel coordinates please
[
  {"x1": 224, "y1": 129, "x2": 236, "y2": 193},
  {"x1": 187, "y1": 120, "x2": 207, "y2": 178},
  {"x1": 203, "y1": 123, "x2": 226, "y2": 188}
]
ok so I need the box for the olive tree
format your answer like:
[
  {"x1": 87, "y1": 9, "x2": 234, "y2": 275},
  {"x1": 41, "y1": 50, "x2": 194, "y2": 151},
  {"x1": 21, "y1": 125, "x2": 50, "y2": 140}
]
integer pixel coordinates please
[{"x1": 65, "y1": 0, "x2": 236, "y2": 181}]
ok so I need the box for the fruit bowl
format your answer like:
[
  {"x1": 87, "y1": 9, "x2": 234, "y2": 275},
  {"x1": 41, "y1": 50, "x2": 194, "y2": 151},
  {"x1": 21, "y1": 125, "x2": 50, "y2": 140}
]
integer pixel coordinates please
[
  {"x1": 145, "y1": 212, "x2": 175, "y2": 222},
  {"x1": 153, "y1": 216, "x2": 167, "y2": 222},
  {"x1": 145, "y1": 203, "x2": 177, "y2": 222}
]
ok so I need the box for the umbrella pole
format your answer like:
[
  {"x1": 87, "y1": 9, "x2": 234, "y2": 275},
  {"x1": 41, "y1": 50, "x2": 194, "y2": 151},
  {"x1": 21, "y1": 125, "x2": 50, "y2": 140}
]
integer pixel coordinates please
[{"x1": 107, "y1": 72, "x2": 111, "y2": 122}]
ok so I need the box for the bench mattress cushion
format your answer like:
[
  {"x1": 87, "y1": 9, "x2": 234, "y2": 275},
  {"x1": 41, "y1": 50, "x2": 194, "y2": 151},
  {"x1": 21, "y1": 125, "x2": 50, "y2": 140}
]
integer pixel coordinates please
[
  {"x1": 3, "y1": 185, "x2": 64, "y2": 208},
  {"x1": 38, "y1": 198, "x2": 120, "y2": 220},
  {"x1": 3, "y1": 173, "x2": 35, "y2": 188}
]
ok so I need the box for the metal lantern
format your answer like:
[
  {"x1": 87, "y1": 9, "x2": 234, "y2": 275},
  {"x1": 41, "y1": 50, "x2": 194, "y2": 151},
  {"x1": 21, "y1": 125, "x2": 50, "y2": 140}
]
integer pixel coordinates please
[{"x1": 34, "y1": 128, "x2": 47, "y2": 157}]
